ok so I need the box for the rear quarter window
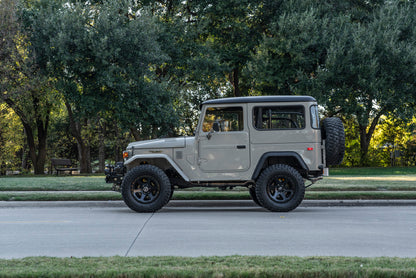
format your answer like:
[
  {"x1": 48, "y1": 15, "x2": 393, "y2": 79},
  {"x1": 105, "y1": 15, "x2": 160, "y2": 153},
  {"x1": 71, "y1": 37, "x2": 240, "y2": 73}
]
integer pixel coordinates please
[{"x1": 253, "y1": 106, "x2": 305, "y2": 130}]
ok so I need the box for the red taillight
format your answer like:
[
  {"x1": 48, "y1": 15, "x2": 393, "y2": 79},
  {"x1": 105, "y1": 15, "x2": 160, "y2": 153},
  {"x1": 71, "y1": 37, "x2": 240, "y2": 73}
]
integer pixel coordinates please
[
  {"x1": 307, "y1": 147, "x2": 313, "y2": 151},
  {"x1": 123, "y1": 151, "x2": 129, "y2": 159}
]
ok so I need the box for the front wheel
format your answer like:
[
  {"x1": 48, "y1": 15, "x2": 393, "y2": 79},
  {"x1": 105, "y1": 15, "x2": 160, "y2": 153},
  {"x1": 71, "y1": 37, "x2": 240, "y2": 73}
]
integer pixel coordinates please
[
  {"x1": 255, "y1": 164, "x2": 305, "y2": 212},
  {"x1": 249, "y1": 187, "x2": 261, "y2": 206},
  {"x1": 121, "y1": 165, "x2": 172, "y2": 213}
]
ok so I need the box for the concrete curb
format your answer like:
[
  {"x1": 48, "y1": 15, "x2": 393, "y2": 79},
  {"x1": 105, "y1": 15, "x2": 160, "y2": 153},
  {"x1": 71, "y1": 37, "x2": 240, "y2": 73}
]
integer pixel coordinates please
[{"x1": 1, "y1": 199, "x2": 416, "y2": 208}]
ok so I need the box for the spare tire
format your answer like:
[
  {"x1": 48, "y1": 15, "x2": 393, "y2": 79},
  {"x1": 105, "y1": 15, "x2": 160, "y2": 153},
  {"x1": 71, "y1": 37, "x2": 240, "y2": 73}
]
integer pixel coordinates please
[{"x1": 321, "y1": 117, "x2": 345, "y2": 166}]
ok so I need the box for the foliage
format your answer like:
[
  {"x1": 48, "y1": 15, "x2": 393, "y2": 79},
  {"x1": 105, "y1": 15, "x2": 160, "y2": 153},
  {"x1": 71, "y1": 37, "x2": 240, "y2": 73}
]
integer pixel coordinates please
[
  {"x1": 369, "y1": 116, "x2": 416, "y2": 166},
  {"x1": 0, "y1": 104, "x2": 24, "y2": 173},
  {"x1": 30, "y1": 0, "x2": 178, "y2": 135},
  {"x1": 248, "y1": 3, "x2": 329, "y2": 95},
  {"x1": 339, "y1": 117, "x2": 361, "y2": 167}
]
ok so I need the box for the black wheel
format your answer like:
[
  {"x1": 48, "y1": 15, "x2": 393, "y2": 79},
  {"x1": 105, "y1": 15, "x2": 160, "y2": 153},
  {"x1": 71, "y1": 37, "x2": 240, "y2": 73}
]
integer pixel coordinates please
[
  {"x1": 321, "y1": 117, "x2": 345, "y2": 166},
  {"x1": 255, "y1": 164, "x2": 305, "y2": 212},
  {"x1": 249, "y1": 187, "x2": 261, "y2": 206},
  {"x1": 121, "y1": 165, "x2": 171, "y2": 212}
]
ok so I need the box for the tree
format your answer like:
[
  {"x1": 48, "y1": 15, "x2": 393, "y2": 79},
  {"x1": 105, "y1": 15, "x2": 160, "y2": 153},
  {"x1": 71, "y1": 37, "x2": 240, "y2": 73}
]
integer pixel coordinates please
[
  {"x1": 0, "y1": 0, "x2": 54, "y2": 174},
  {"x1": 309, "y1": 2, "x2": 416, "y2": 165},
  {"x1": 22, "y1": 0, "x2": 178, "y2": 172},
  {"x1": 247, "y1": 0, "x2": 385, "y2": 96},
  {"x1": 249, "y1": 7, "x2": 329, "y2": 95},
  {"x1": 203, "y1": 0, "x2": 263, "y2": 97},
  {"x1": 147, "y1": 0, "x2": 265, "y2": 98}
]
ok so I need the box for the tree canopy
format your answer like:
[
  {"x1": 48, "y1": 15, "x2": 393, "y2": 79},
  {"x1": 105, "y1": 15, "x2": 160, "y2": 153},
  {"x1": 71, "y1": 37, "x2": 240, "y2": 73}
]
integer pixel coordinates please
[
  {"x1": 309, "y1": 2, "x2": 416, "y2": 164},
  {"x1": 0, "y1": 0, "x2": 415, "y2": 173}
]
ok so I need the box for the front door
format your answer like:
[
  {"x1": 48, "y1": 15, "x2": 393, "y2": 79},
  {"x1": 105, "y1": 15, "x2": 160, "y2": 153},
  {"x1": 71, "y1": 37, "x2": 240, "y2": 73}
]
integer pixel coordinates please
[{"x1": 198, "y1": 105, "x2": 250, "y2": 172}]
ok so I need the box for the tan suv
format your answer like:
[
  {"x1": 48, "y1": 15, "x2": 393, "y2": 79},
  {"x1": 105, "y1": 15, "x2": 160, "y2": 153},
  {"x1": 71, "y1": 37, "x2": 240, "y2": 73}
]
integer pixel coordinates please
[{"x1": 106, "y1": 96, "x2": 345, "y2": 212}]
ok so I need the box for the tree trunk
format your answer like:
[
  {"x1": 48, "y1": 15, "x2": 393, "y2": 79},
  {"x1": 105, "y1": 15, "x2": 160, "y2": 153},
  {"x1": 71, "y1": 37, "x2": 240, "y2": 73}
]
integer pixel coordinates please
[
  {"x1": 358, "y1": 112, "x2": 383, "y2": 166},
  {"x1": 21, "y1": 130, "x2": 28, "y2": 170},
  {"x1": 21, "y1": 121, "x2": 48, "y2": 175},
  {"x1": 358, "y1": 124, "x2": 370, "y2": 166},
  {"x1": 77, "y1": 139, "x2": 91, "y2": 173},
  {"x1": 4, "y1": 96, "x2": 49, "y2": 175},
  {"x1": 33, "y1": 113, "x2": 49, "y2": 174},
  {"x1": 65, "y1": 101, "x2": 92, "y2": 173},
  {"x1": 98, "y1": 124, "x2": 105, "y2": 173}
]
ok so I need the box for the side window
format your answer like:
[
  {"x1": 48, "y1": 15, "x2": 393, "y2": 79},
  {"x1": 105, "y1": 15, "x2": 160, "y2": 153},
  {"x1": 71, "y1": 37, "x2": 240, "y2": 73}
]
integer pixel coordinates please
[
  {"x1": 310, "y1": 105, "x2": 320, "y2": 129},
  {"x1": 253, "y1": 106, "x2": 305, "y2": 130},
  {"x1": 202, "y1": 107, "x2": 244, "y2": 132}
]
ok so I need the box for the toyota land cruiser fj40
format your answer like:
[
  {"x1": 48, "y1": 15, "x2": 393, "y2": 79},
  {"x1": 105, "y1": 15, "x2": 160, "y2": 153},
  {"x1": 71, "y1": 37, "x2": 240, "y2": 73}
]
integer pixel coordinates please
[{"x1": 106, "y1": 96, "x2": 345, "y2": 212}]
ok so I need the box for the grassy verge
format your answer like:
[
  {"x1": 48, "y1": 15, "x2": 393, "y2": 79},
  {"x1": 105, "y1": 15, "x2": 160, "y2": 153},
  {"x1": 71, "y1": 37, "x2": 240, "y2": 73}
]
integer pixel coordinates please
[
  {"x1": 0, "y1": 176, "x2": 108, "y2": 191},
  {"x1": 310, "y1": 175, "x2": 416, "y2": 191},
  {"x1": 0, "y1": 256, "x2": 415, "y2": 278},
  {"x1": 1, "y1": 190, "x2": 416, "y2": 201},
  {"x1": 305, "y1": 191, "x2": 416, "y2": 200}
]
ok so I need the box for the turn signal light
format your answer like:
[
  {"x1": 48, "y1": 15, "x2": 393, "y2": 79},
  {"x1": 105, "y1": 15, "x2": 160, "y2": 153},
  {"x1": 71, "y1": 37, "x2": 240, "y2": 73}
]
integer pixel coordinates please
[
  {"x1": 307, "y1": 147, "x2": 314, "y2": 151},
  {"x1": 123, "y1": 151, "x2": 129, "y2": 159}
]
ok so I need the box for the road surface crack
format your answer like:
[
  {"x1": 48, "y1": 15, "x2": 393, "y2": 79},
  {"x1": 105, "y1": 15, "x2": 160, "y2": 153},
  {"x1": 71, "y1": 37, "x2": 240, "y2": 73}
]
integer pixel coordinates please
[{"x1": 125, "y1": 212, "x2": 155, "y2": 256}]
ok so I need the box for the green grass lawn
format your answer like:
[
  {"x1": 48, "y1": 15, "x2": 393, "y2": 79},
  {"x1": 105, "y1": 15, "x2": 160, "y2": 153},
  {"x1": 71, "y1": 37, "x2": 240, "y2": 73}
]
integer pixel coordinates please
[
  {"x1": 0, "y1": 256, "x2": 415, "y2": 278},
  {"x1": 329, "y1": 167, "x2": 416, "y2": 176},
  {"x1": 310, "y1": 175, "x2": 416, "y2": 191},
  {"x1": 0, "y1": 176, "x2": 109, "y2": 191}
]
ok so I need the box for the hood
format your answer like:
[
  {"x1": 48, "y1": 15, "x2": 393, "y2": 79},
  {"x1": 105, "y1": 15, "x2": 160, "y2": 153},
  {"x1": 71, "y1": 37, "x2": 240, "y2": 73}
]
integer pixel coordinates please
[{"x1": 127, "y1": 137, "x2": 187, "y2": 149}]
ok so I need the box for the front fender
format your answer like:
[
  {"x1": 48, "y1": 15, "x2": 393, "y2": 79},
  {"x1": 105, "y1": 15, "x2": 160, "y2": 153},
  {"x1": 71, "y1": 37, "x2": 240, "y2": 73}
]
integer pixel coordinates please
[{"x1": 125, "y1": 154, "x2": 190, "y2": 182}]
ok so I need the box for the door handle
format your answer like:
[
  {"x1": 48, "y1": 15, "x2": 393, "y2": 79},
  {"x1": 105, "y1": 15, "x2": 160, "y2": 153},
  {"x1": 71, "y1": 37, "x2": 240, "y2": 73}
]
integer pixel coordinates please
[{"x1": 237, "y1": 145, "x2": 246, "y2": 149}]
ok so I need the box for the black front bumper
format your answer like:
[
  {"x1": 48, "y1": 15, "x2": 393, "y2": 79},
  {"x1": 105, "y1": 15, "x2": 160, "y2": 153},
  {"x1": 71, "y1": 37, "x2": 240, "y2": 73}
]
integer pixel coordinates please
[{"x1": 105, "y1": 162, "x2": 125, "y2": 191}]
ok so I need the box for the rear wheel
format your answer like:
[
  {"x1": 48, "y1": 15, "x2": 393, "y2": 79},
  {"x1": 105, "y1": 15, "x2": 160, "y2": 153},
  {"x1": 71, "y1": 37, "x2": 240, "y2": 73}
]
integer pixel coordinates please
[
  {"x1": 121, "y1": 165, "x2": 171, "y2": 212},
  {"x1": 255, "y1": 164, "x2": 305, "y2": 212}
]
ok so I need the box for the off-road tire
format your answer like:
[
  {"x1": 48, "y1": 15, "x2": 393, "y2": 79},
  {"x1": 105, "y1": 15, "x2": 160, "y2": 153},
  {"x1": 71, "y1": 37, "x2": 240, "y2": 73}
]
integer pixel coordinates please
[
  {"x1": 255, "y1": 164, "x2": 305, "y2": 212},
  {"x1": 321, "y1": 117, "x2": 345, "y2": 166},
  {"x1": 249, "y1": 187, "x2": 261, "y2": 206},
  {"x1": 121, "y1": 165, "x2": 172, "y2": 213}
]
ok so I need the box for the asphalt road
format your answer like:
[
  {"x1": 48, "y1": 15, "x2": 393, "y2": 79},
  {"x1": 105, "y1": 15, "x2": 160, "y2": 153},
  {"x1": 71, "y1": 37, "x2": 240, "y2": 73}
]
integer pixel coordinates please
[{"x1": 0, "y1": 201, "x2": 415, "y2": 259}]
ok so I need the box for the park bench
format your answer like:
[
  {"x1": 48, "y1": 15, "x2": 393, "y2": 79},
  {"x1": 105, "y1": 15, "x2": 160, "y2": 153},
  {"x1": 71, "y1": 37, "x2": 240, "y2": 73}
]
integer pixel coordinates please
[{"x1": 51, "y1": 158, "x2": 78, "y2": 175}]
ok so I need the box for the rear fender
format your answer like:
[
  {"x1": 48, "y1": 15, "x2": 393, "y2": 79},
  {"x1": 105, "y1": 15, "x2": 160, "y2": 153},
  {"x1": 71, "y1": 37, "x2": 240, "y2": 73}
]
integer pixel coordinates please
[{"x1": 252, "y1": 152, "x2": 309, "y2": 180}]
